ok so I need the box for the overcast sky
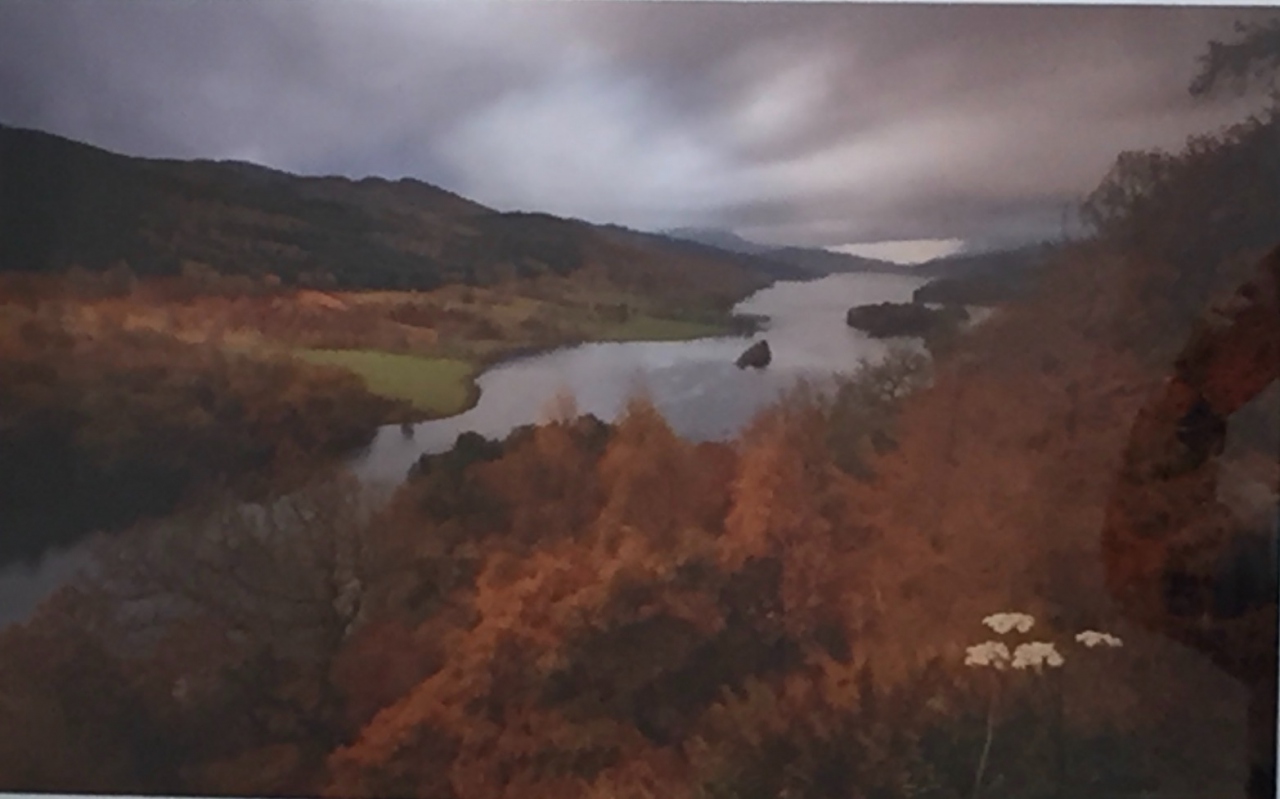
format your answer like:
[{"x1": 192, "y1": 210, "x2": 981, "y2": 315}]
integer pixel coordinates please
[{"x1": 0, "y1": 2, "x2": 1275, "y2": 258}]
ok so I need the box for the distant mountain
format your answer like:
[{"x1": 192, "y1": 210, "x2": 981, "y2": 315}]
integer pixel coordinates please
[
  {"x1": 0, "y1": 123, "x2": 775, "y2": 309},
  {"x1": 764, "y1": 246, "x2": 914, "y2": 276},
  {"x1": 912, "y1": 242, "x2": 1060, "y2": 279},
  {"x1": 2, "y1": 122, "x2": 1053, "y2": 308},
  {"x1": 661, "y1": 227, "x2": 910, "y2": 278},
  {"x1": 661, "y1": 227, "x2": 776, "y2": 255},
  {"x1": 599, "y1": 225, "x2": 811, "y2": 283}
]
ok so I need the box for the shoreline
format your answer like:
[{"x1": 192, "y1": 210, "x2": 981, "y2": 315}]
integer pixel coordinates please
[
  {"x1": 393, "y1": 309, "x2": 769, "y2": 427},
  {"x1": 422, "y1": 272, "x2": 972, "y2": 432},
  {"x1": 338, "y1": 272, "x2": 936, "y2": 430}
]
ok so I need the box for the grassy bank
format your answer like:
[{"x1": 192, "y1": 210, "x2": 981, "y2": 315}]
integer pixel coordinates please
[
  {"x1": 296, "y1": 311, "x2": 748, "y2": 422},
  {"x1": 296, "y1": 350, "x2": 479, "y2": 419},
  {"x1": 287, "y1": 278, "x2": 761, "y2": 420}
]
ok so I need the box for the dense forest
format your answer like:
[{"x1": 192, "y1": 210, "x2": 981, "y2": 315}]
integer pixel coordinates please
[{"x1": 1, "y1": 19, "x2": 1278, "y2": 799}]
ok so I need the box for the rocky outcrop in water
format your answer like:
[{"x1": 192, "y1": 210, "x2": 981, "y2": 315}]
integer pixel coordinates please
[{"x1": 735, "y1": 339, "x2": 772, "y2": 369}]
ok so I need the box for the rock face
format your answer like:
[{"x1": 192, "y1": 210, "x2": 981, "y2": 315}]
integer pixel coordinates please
[
  {"x1": 735, "y1": 339, "x2": 772, "y2": 369},
  {"x1": 845, "y1": 302, "x2": 969, "y2": 339}
]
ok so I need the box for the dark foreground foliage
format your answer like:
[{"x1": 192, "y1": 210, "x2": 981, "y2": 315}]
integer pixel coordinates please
[{"x1": 0, "y1": 313, "x2": 405, "y2": 563}]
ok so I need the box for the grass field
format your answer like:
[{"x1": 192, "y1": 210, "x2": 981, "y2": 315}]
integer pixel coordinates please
[{"x1": 296, "y1": 349, "x2": 478, "y2": 417}]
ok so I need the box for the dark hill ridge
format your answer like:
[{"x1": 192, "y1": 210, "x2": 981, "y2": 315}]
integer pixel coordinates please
[
  {"x1": 662, "y1": 227, "x2": 775, "y2": 256},
  {"x1": 660, "y1": 227, "x2": 911, "y2": 277},
  {"x1": 0, "y1": 123, "x2": 775, "y2": 306},
  {"x1": 765, "y1": 245, "x2": 913, "y2": 276},
  {"x1": 660, "y1": 228, "x2": 1065, "y2": 295},
  {"x1": 597, "y1": 224, "x2": 812, "y2": 283},
  {"x1": 911, "y1": 242, "x2": 1059, "y2": 279},
  {"x1": 911, "y1": 243, "x2": 1060, "y2": 305}
]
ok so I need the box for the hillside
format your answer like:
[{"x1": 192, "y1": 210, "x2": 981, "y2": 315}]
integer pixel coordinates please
[
  {"x1": 661, "y1": 227, "x2": 910, "y2": 277},
  {"x1": 911, "y1": 242, "x2": 1061, "y2": 305},
  {"x1": 765, "y1": 245, "x2": 915, "y2": 276},
  {"x1": 0, "y1": 124, "x2": 791, "y2": 568},
  {"x1": 661, "y1": 227, "x2": 775, "y2": 255},
  {"x1": 0, "y1": 124, "x2": 774, "y2": 306},
  {"x1": 598, "y1": 224, "x2": 811, "y2": 283}
]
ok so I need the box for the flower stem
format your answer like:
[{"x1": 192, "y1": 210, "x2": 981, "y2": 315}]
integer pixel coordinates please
[{"x1": 972, "y1": 683, "x2": 997, "y2": 799}]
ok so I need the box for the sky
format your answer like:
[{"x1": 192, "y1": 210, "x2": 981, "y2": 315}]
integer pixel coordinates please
[{"x1": 0, "y1": 1, "x2": 1275, "y2": 260}]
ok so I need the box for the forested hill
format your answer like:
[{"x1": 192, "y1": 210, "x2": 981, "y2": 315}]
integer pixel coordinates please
[
  {"x1": 910, "y1": 242, "x2": 1061, "y2": 305},
  {"x1": 661, "y1": 226, "x2": 912, "y2": 277},
  {"x1": 595, "y1": 224, "x2": 813, "y2": 283},
  {"x1": 0, "y1": 123, "x2": 774, "y2": 305}
]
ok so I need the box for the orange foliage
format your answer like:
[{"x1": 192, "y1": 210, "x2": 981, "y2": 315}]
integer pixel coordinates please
[{"x1": 7, "y1": 234, "x2": 1269, "y2": 799}]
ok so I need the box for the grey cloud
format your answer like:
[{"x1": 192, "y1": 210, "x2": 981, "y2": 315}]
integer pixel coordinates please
[{"x1": 0, "y1": 1, "x2": 1276, "y2": 250}]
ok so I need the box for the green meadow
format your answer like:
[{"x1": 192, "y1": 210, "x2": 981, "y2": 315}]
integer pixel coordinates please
[{"x1": 296, "y1": 349, "x2": 478, "y2": 418}]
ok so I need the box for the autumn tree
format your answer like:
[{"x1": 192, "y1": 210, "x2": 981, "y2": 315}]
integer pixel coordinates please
[
  {"x1": 595, "y1": 395, "x2": 707, "y2": 548},
  {"x1": 476, "y1": 412, "x2": 610, "y2": 548},
  {"x1": 823, "y1": 347, "x2": 932, "y2": 479},
  {"x1": 720, "y1": 384, "x2": 871, "y2": 652}
]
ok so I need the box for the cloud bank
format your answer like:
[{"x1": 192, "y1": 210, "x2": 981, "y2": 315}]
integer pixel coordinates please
[{"x1": 0, "y1": 1, "x2": 1274, "y2": 250}]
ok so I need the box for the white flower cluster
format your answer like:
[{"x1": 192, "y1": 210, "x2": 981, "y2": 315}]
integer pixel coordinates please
[
  {"x1": 1075, "y1": 630, "x2": 1123, "y2": 648},
  {"x1": 982, "y1": 612, "x2": 1035, "y2": 635},
  {"x1": 1010, "y1": 641, "x2": 1064, "y2": 670},
  {"x1": 965, "y1": 640, "x2": 1065, "y2": 671},
  {"x1": 965, "y1": 612, "x2": 1124, "y2": 672},
  {"x1": 965, "y1": 641, "x2": 1011, "y2": 669}
]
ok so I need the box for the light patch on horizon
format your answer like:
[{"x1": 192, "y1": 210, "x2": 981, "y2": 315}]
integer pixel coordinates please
[{"x1": 832, "y1": 239, "x2": 966, "y2": 265}]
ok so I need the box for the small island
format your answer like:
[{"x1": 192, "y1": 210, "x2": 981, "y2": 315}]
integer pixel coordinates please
[{"x1": 845, "y1": 301, "x2": 969, "y2": 339}]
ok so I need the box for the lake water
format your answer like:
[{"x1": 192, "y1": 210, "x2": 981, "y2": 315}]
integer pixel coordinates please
[
  {"x1": 0, "y1": 272, "x2": 928, "y2": 626},
  {"x1": 355, "y1": 272, "x2": 929, "y2": 482}
]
